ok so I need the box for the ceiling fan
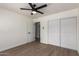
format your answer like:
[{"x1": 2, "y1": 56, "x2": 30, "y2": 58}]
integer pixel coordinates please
[{"x1": 20, "y1": 3, "x2": 47, "y2": 15}]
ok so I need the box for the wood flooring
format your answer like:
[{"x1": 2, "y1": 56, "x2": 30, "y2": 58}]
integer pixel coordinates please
[{"x1": 0, "y1": 41, "x2": 78, "y2": 56}]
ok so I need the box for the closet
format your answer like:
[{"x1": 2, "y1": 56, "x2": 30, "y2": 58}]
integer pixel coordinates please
[{"x1": 48, "y1": 17, "x2": 77, "y2": 50}]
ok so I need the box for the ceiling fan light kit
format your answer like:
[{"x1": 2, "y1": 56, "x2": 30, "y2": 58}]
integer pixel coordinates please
[
  {"x1": 20, "y1": 3, "x2": 47, "y2": 15},
  {"x1": 32, "y1": 11, "x2": 37, "y2": 14}
]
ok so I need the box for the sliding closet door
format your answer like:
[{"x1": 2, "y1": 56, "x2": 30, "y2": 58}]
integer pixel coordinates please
[
  {"x1": 48, "y1": 19, "x2": 60, "y2": 46},
  {"x1": 61, "y1": 17, "x2": 77, "y2": 50}
]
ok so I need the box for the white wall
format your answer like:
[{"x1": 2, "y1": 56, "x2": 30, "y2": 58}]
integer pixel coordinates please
[
  {"x1": 0, "y1": 8, "x2": 34, "y2": 51},
  {"x1": 77, "y1": 9, "x2": 79, "y2": 53},
  {"x1": 33, "y1": 8, "x2": 79, "y2": 52}
]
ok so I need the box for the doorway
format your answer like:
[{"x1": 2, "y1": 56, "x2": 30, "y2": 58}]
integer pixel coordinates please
[{"x1": 35, "y1": 22, "x2": 40, "y2": 42}]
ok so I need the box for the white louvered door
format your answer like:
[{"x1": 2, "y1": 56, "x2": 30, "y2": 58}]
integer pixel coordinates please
[
  {"x1": 60, "y1": 17, "x2": 77, "y2": 50},
  {"x1": 48, "y1": 19, "x2": 60, "y2": 46},
  {"x1": 48, "y1": 17, "x2": 77, "y2": 50}
]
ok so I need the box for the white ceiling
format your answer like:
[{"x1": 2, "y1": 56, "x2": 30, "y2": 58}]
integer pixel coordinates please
[{"x1": 0, "y1": 3, "x2": 79, "y2": 19}]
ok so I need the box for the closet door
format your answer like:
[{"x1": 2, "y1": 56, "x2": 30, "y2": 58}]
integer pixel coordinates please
[
  {"x1": 48, "y1": 19, "x2": 60, "y2": 46},
  {"x1": 61, "y1": 17, "x2": 77, "y2": 50}
]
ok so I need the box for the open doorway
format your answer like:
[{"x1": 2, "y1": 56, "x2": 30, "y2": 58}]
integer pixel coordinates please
[{"x1": 35, "y1": 22, "x2": 40, "y2": 42}]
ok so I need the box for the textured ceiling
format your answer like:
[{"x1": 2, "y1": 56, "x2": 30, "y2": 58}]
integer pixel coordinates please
[{"x1": 0, "y1": 3, "x2": 79, "y2": 19}]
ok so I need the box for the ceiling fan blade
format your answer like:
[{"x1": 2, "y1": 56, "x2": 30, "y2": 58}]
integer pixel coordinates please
[
  {"x1": 29, "y1": 3, "x2": 34, "y2": 9},
  {"x1": 36, "y1": 11, "x2": 44, "y2": 14},
  {"x1": 36, "y1": 4, "x2": 47, "y2": 10},
  {"x1": 20, "y1": 8, "x2": 32, "y2": 10}
]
